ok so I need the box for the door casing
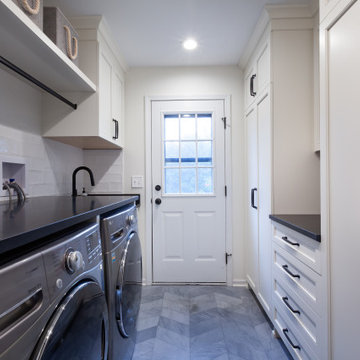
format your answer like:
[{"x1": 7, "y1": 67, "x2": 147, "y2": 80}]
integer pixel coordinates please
[{"x1": 144, "y1": 95, "x2": 233, "y2": 285}]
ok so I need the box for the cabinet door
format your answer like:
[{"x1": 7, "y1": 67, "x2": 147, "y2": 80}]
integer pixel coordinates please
[
  {"x1": 328, "y1": 1, "x2": 360, "y2": 358},
  {"x1": 245, "y1": 107, "x2": 259, "y2": 291},
  {"x1": 257, "y1": 91, "x2": 272, "y2": 316},
  {"x1": 99, "y1": 47, "x2": 113, "y2": 142},
  {"x1": 112, "y1": 69, "x2": 123, "y2": 147},
  {"x1": 244, "y1": 42, "x2": 270, "y2": 111}
]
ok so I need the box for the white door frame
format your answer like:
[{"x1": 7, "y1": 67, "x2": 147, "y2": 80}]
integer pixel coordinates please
[{"x1": 145, "y1": 95, "x2": 233, "y2": 285}]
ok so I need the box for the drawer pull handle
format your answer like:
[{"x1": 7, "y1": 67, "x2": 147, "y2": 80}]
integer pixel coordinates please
[
  {"x1": 282, "y1": 236, "x2": 300, "y2": 246},
  {"x1": 283, "y1": 328, "x2": 301, "y2": 350},
  {"x1": 282, "y1": 297, "x2": 301, "y2": 315},
  {"x1": 282, "y1": 265, "x2": 300, "y2": 279}
]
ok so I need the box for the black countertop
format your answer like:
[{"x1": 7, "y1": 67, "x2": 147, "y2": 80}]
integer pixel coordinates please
[
  {"x1": 269, "y1": 214, "x2": 321, "y2": 242},
  {"x1": 0, "y1": 195, "x2": 138, "y2": 258}
]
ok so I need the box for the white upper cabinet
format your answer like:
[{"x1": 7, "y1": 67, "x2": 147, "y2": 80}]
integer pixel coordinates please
[
  {"x1": 43, "y1": 17, "x2": 126, "y2": 149},
  {"x1": 244, "y1": 42, "x2": 270, "y2": 111}
]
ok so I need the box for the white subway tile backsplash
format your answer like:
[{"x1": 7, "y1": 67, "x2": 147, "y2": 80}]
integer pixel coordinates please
[
  {"x1": 0, "y1": 124, "x2": 84, "y2": 196},
  {"x1": 0, "y1": 68, "x2": 124, "y2": 198},
  {"x1": 28, "y1": 170, "x2": 44, "y2": 185},
  {"x1": 84, "y1": 149, "x2": 124, "y2": 193}
]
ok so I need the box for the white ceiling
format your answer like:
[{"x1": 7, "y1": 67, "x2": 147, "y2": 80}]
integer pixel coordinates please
[{"x1": 44, "y1": 0, "x2": 312, "y2": 68}]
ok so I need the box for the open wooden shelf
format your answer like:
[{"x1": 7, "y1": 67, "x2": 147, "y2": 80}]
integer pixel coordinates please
[{"x1": 0, "y1": 0, "x2": 96, "y2": 92}]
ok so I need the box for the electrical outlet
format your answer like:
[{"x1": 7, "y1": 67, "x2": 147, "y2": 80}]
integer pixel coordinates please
[{"x1": 131, "y1": 175, "x2": 144, "y2": 188}]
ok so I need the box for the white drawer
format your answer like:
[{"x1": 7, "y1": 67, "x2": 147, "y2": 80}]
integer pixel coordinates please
[
  {"x1": 273, "y1": 243, "x2": 322, "y2": 315},
  {"x1": 273, "y1": 223, "x2": 322, "y2": 275},
  {"x1": 274, "y1": 277, "x2": 321, "y2": 358},
  {"x1": 273, "y1": 305, "x2": 319, "y2": 360}
]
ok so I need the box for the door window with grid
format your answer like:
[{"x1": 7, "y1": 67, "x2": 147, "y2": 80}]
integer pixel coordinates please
[{"x1": 163, "y1": 113, "x2": 214, "y2": 194}]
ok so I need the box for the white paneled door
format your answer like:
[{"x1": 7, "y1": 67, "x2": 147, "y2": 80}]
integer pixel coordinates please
[{"x1": 152, "y1": 99, "x2": 226, "y2": 283}]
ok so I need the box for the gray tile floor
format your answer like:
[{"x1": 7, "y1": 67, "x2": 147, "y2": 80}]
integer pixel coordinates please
[{"x1": 133, "y1": 285, "x2": 292, "y2": 360}]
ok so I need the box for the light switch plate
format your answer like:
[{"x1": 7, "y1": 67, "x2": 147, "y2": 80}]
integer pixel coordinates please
[{"x1": 131, "y1": 175, "x2": 144, "y2": 188}]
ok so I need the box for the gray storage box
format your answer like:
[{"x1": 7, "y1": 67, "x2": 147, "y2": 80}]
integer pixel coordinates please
[
  {"x1": 43, "y1": 7, "x2": 79, "y2": 66},
  {"x1": 12, "y1": 0, "x2": 43, "y2": 30}
]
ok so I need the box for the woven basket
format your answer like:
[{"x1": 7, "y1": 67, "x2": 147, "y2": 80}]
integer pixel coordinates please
[
  {"x1": 43, "y1": 7, "x2": 79, "y2": 66},
  {"x1": 12, "y1": 0, "x2": 43, "y2": 30}
]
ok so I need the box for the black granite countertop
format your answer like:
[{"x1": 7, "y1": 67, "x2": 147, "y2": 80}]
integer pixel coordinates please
[
  {"x1": 0, "y1": 195, "x2": 138, "y2": 259},
  {"x1": 269, "y1": 214, "x2": 321, "y2": 242}
]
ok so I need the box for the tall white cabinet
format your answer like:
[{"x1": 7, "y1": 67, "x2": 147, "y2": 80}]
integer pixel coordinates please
[
  {"x1": 245, "y1": 88, "x2": 272, "y2": 315},
  {"x1": 243, "y1": 5, "x2": 320, "y2": 320},
  {"x1": 320, "y1": 0, "x2": 360, "y2": 358}
]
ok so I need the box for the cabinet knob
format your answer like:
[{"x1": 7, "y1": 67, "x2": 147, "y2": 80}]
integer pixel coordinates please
[
  {"x1": 155, "y1": 198, "x2": 162, "y2": 205},
  {"x1": 155, "y1": 185, "x2": 161, "y2": 191}
]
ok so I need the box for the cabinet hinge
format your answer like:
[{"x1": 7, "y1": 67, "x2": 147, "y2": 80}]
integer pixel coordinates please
[
  {"x1": 222, "y1": 117, "x2": 227, "y2": 129},
  {"x1": 225, "y1": 186, "x2": 227, "y2": 197}
]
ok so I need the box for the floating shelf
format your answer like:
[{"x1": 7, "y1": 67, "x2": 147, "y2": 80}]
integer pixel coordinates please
[{"x1": 0, "y1": 0, "x2": 96, "y2": 93}]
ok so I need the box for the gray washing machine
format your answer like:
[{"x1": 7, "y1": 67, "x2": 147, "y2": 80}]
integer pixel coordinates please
[
  {"x1": 101, "y1": 203, "x2": 142, "y2": 360},
  {"x1": 0, "y1": 222, "x2": 108, "y2": 360}
]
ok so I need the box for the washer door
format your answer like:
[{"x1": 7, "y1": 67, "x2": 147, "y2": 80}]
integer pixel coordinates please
[
  {"x1": 115, "y1": 232, "x2": 142, "y2": 338},
  {"x1": 31, "y1": 281, "x2": 108, "y2": 360}
]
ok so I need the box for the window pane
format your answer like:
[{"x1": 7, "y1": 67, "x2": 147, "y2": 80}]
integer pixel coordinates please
[
  {"x1": 165, "y1": 168, "x2": 179, "y2": 194},
  {"x1": 181, "y1": 168, "x2": 196, "y2": 193},
  {"x1": 180, "y1": 141, "x2": 196, "y2": 167},
  {"x1": 180, "y1": 114, "x2": 196, "y2": 140},
  {"x1": 197, "y1": 114, "x2": 212, "y2": 140},
  {"x1": 198, "y1": 141, "x2": 212, "y2": 166},
  {"x1": 165, "y1": 141, "x2": 179, "y2": 167},
  {"x1": 198, "y1": 168, "x2": 213, "y2": 193},
  {"x1": 165, "y1": 115, "x2": 179, "y2": 140}
]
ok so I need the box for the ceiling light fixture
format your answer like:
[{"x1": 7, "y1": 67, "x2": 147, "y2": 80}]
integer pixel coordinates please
[{"x1": 183, "y1": 38, "x2": 198, "y2": 50}]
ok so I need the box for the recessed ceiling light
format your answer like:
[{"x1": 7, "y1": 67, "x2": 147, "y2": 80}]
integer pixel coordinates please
[{"x1": 183, "y1": 38, "x2": 197, "y2": 50}]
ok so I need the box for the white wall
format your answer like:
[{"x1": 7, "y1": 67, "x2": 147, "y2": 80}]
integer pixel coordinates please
[
  {"x1": 0, "y1": 69, "x2": 84, "y2": 197},
  {"x1": 124, "y1": 66, "x2": 245, "y2": 284}
]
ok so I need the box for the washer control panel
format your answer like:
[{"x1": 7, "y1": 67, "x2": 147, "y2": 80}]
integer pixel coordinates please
[
  {"x1": 86, "y1": 230, "x2": 102, "y2": 263},
  {"x1": 42, "y1": 224, "x2": 101, "y2": 302}
]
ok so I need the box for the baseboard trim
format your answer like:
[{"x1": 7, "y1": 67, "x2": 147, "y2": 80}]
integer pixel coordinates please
[
  {"x1": 232, "y1": 279, "x2": 247, "y2": 287},
  {"x1": 151, "y1": 282, "x2": 227, "y2": 286},
  {"x1": 141, "y1": 279, "x2": 248, "y2": 287}
]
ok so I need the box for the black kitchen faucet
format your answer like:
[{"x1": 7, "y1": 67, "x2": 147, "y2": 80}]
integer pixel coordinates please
[{"x1": 72, "y1": 166, "x2": 95, "y2": 197}]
